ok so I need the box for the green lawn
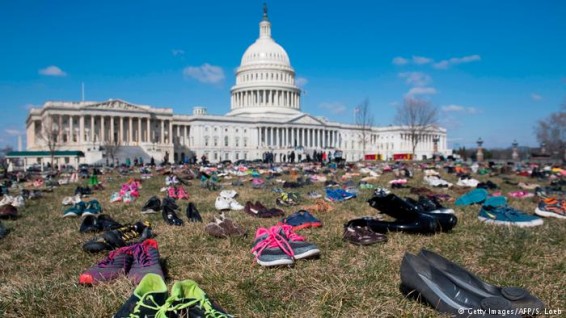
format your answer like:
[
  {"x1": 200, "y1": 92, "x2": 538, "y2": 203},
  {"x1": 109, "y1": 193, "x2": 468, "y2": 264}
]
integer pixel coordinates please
[{"x1": 0, "y1": 166, "x2": 564, "y2": 317}]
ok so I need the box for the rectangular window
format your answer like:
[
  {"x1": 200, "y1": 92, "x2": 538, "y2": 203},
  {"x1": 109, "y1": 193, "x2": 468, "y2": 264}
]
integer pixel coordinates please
[{"x1": 224, "y1": 136, "x2": 229, "y2": 147}]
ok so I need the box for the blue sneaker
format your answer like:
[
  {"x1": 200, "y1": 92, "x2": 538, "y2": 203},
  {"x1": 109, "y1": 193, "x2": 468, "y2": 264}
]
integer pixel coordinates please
[
  {"x1": 63, "y1": 201, "x2": 87, "y2": 218},
  {"x1": 455, "y1": 188, "x2": 488, "y2": 206},
  {"x1": 83, "y1": 200, "x2": 102, "y2": 216},
  {"x1": 483, "y1": 196, "x2": 507, "y2": 207},
  {"x1": 280, "y1": 210, "x2": 322, "y2": 230},
  {"x1": 478, "y1": 205, "x2": 543, "y2": 227}
]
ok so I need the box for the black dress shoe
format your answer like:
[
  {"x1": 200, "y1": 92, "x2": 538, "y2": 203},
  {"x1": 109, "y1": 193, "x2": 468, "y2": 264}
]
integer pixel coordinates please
[
  {"x1": 405, "y1": 197, "x2": 458, "y2": 232},
  {"x1": 367, "y1": 193, "x2": 423, "y2": 220},
  {"x1": 80, "y1": 215, "x2": 99, "y2": 233},
  {"x1": 418, "y1": 249, "x2": 545, "y2": 314},
  {"x1": 141, "y1": 196, "x2": 161, "y2": 214},
  {"x1": 162, "y1": 206, "x2": 184, "y2": 226},
  {"x1": 97, "y1": 214, "x2": 122, "y2": 231},
  {"x1": 346, "y1": 216, "x2": 438, "y2": 234},
  {"x1": 400, "y1": 252, "x2": 522, "y2": 317},
  {"x1": 186, "y1": 202, "x2": 202, "y2": 222}
]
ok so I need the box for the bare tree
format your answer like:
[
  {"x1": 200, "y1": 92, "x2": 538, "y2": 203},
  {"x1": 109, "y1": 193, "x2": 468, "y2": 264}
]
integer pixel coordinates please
[
  {"x1": 355, "y1": 99, "x2": 375, "y2": 155},
  {"x1": 395, "y1": 97, "x2": 439, "y2": 158},
  {"x1": 535, "y1": 103, "x2": 566, "y2": 160},
  {"x1": 37, "y1": 114, "x2": 61, "y2": 170},
  {"x1": 104, "y1": 138, "x2": 122, "y2": 165}
]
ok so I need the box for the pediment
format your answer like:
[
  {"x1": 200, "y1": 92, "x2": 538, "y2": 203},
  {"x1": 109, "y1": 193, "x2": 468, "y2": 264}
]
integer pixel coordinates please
[
  {"x1": 288, "y1": 114, "x2": 325, "y2": 126},
  {"x1": 85, "y1": 100, "x2": 148, "y2": 112}
]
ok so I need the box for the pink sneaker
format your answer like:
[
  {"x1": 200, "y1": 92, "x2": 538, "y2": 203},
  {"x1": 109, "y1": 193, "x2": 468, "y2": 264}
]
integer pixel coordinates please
[
  {"x1": 508, "y1": 191, "x2": 534, "y2": 199},
  {"x1": 177, "y1": 186, "x2": 189, "y2": 200},
  {"x1": 167, "y1": 186, "x2": 177, "y2": 199},
  {"x1": 250, "y1": 227, "x2": 294, "y2": 267}
]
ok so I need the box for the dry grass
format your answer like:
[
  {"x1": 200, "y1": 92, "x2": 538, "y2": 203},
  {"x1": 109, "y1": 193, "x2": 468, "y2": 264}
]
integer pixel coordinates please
[{"x1": 0, "y1": 167, "x2": 565, "y2": 318}]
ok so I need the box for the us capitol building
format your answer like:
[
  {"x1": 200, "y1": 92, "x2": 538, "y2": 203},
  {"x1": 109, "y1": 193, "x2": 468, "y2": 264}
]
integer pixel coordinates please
[{"x1": 24, "y1": 6, "x2": 447, "y2": 167}]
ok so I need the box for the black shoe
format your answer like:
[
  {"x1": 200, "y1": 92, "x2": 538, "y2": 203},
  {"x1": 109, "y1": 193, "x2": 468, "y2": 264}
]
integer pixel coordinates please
[
  {"x1": 367, "y1": 193, "x2": 422, "y2": 220},
  {"x1": 162, "y1": 197, "x2": 179, "y2": 210},
  {"x1": 405, "y1": 197, "x2": 458, "y2": 232},
  {"x1": 0, "y1": 221, "x2": 9, "y2": 239},
  {"x1": 141, "y1": 196, "x2": 161, "y2": 214},
  {"x1": 400, "y1": 252, "x2": 522, "y2": 317},
  {"x1": 417, "y1": 249, "x2": 545, "y2": 314},
  {"x1": 83, "y1": 221, "x2": 151, "y2": 252},
  {"x1": 80, "y1": 215, "x2": 99, "y2": 233},
  {"x1": 162, "y1": 206, "x2": 184, "y2": 226},
  {"x1": 97, "y1": 214, "x2": 122, "y2": 231},
  {"x1": 346, "y1": 216, "x2": 438, "y2": 234},
  {"x1": 186, "y1": 202, "x2": 203, "y2": 222}
]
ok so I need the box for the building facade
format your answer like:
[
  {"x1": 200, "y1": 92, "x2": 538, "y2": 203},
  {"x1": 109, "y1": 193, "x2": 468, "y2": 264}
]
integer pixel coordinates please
[{"x1": 24, "y1": 6, "x2": 448, "y2": 168}]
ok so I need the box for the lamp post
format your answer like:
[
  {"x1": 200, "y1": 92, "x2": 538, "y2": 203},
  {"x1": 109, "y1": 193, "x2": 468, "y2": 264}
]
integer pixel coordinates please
[
  {"x1": 512, "y1": 140, "x2": 519, "y2": 161},
  {"x1": 476, "y1": 137, "x2": 484, "y2": 162}
]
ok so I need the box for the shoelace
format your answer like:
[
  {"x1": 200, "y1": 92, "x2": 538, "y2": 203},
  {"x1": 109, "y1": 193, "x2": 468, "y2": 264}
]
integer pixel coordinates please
[
  {"x1": 98, "y1": 248, "x2": 125, "y2": 268},
  {"x1": 280, "y1": 224, "x2": 304, "y2": 242},
  {"x1": 166, "y1": 296, "x2": 231, "y2": 318},
  {"x1": 130, "y1": 294, "x2": 170, "y2": 318},
  {"x1": 251, "y1": 227, "x2": 294, "y2": 259}
]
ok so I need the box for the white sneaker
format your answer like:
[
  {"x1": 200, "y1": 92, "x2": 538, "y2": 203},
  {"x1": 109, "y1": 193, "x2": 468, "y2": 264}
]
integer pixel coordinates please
[
  {"x1": 215, "y1": 196, "x2": 231, "y2": 210},
  {"x1": 12, "y1": 195, "x2": 25, "y2": 208},
  {"x1": 229, "y1": 198, "x2": 244, "y2": 211},
  {"x1": 0, "y1": 195, "x2": 13, "y2": 206},
  {"x1": 62, "y1": 196, "x2": 74, "y2": 205},
  {"x1": 220, "y1": 190, "x2": 237, "y2": 199}
]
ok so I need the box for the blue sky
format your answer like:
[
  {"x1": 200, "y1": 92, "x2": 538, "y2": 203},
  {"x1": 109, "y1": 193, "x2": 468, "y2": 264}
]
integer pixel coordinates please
[{"x1": 1, "y1": 0, "x2": 565, "y2": 150}]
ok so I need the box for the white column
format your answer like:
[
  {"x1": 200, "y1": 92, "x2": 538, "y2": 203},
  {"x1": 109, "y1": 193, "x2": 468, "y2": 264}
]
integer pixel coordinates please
[
  {"x1": 101, "y1": 116, "x2": 106, "y2": 143},
  {"x1": 69, "y1": 116, "x2": 74, "y2": 144},
  {"x1": 90, "y1": 116, "x2": 95, "y2": 143},
  {"x1": 137, "y1": 118, "x2": 142, "y2": 143},
  {"x1": 176, "y1": 125, "x2": 181, "y2": 145},
  {"x1": 119, "y1": 117, "x2": 124, "y2": 143},
  {"x1": 146, "y1": 118, "x2": 150, "y2": 142},
  {"x1": 168, "y1": 121, "x2": 173, "y2": 145},
  {"x1": 160, "y1": 120, "x2": 164, "y2": 144},
  {"x1": 79, "y1": 116, "x2": 84, "y2": 143},
  {"x1": 128, "y1": 117, "x2": 133, "y2": 145},
  {"x1": 110, "y1": 116, "x2": 115, "y2": 143}
]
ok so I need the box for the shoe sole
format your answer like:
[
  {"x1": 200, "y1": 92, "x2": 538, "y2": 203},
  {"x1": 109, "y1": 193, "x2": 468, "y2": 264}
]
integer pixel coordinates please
[
  {"x1": 294, "y1": 248, "x2": 320, "y2": 260},
  {"x1": 256, "y1": 258, "x2": 294, "y2": 267},
  {"x1": 477, "y1": 216, "x2": 544, "y2": 227},
  {"x1": 292, "y1": 222, "x2": 322, "y2": 231},
  {"x1": 63, "y1": 213, "x2": 81, "y2": 218},
  {"x1": 82, "y1": 211, "x2": 100, "y2": 216},
  {"x1": 534, "y1": 208, "x2": 566, "y2": 219},
  {"x1": 141, "y1": 209, "x2": 159, "y2": 214}
]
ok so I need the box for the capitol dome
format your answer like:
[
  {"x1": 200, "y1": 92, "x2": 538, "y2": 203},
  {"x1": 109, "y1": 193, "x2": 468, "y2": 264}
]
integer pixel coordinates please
[{"x1": 227, "y1": 4, "x2": 302, "y2": 118}]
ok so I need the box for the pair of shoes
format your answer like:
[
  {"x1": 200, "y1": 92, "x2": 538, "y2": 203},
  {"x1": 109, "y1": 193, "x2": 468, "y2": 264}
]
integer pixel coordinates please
[
  {"x1": 275, "y1": 192, "x2": 301, "y2": 207},
  {"x1": 400, "y1": 249, "x2": 544, "y2": 317},
  {"x1": 280, "y1": 210, "x2": 322, "y2": 230},
  {"x1": 306, "y1": 191, "x2": 322, "y2": 199},
  {"x1": 343, "y1": 221, "x2": 387, "y2": 245},
  {"x1": 62, "y1": 194, "x2": 81, "y2": 206},
  {"x1": 63, "y1": 200, "x2": 103, "y2": 217},
  {"x1": 0, "y1": 195, "x2": 25, "y2": 208},
  {"x1": 114, "y1": 273, "x2": 232, "y2": 317},
  {"x1": 162, "y1": 197, "x2": 184, "y2": 226},
  {"x1": 0, "y1": 204, "x2": 18, "y2": 219},
  {"x1": 366, "y1": 193, "x2": 457, "y2": 234},
  {"x1": 535, "y1": 197, "x2": 566, "y2": 219},
  {"x1": 79, "y1": 239, "x2": 164, "y2": 285},
  {"x1": 215, "y1": 196, "x2": 243, "y2": 211},
  {"x1": 325, "y1": 188, "x2": 356, "y2": 202},
  {"x1": 251, "y1": 224, "x2": 320, "y2": 267},
  {"x1": 141, "y1": 196, "x2": 161, "y2": 214},
  {"x1": 204, "y1": 213, "x2": 246, "y2": 238},
  {"x1": 80, "y1": 214, "x2": 122, "y2": 233},
  {"x1": 75, "y1": 186, "x2": 93, "y2": 197},
  {"x1": 244, "y1": 201, "x2": 285, "y2": 218},
  {"x1": 455, "y1": 188, "x2": 489, "y2": 206},
  {"x1": 82, "y1": 221, "x2": 153, "y2": 253}
]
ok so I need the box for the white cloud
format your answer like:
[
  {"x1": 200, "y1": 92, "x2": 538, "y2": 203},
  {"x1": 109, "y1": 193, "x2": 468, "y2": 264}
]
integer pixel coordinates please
[
  {"x1": 319, "y1": 102, "x2": 347, "y2": 114},
  {"x1": 183, "y1": 63, "x2": 225, "y2": 84},
  {"x1": 441, "y1": 104, "x2": 479, "y2": 114},
  {"x1": 530, "y1": 93, "x2": 543, "y2": 101},
  {"x1": 5, "y1": 129, "x2": 23, "y2": 136},
  {"x1": 39, "y1": 65, "x2": 67, "y2": 76},
  {"x1": 398, "y1": 72, "x2": 431, "y2": 87},
  {"x1": 392, "y1": 57, "x2": 409, "y2": 65},
  {"x1": 295, "y1": 77, "x2": 308, "y2": 87},
  {"x1": 412, "y1": 56, "x2": 432, "y2": 65},
  {"x1": 433, "y1": 55, "x2": 481, "y2": 69},
  {"x1": 172, "y1": 49, "x2": 185, "y2": 56},
  {"x1": 406, "y1": 87, "x2": 437, "y2": 96}
]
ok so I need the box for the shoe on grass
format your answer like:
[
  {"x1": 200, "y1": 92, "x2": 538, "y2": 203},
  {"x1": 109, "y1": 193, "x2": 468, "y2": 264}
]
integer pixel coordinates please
[
  {"x1": 186, "y1": 202, "x2": 202, "y2": 222},
  {"x1": 343, "y1": 224, "x2": 387, "y2": 246},
  {"x1": 113, "y1": 273, "x2": 168, "y2": 318},
  {"x1": 280, "y1": 210, "x2": 322, "y2": 230},
  {"x1": 141, "y1": 196, "x2": 161, "y2": 214},
  {"x1": 167, "y1": 279, "x2": 233, "y2": 317},
  {"x1": 127, "y1": 239, "x2": 164, "y2": 285},
  {"x1": 280, "y1": 224, "x2": 320, "y2": 260},
  {"x1": 63, "y1": 201, "x2": 86, "y2": 218},
  {"x1": 83, "y1": 200, "x2": 102, "y2": 216},
  {"x1": 478, "y1": 205, "x2": 543, "y2": 227},
  {"x1": 0, "y1": 204, "x2": 18, "y2": 219},
  {"x1": 535, "y1": 197, "x2": 566, "y2": 219},
  {"x1": 455, "y1": 188, "x2": 488, "y2": 206},
  {"x1": 251, "y1": 226, "x2": 295, "y2": 267},
  {"x1": 79, "y1": 246, "x2": 133, "y2": 285},
  {"x1": 162, "y1": 206, "x2": 184, "y2": 226}
]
